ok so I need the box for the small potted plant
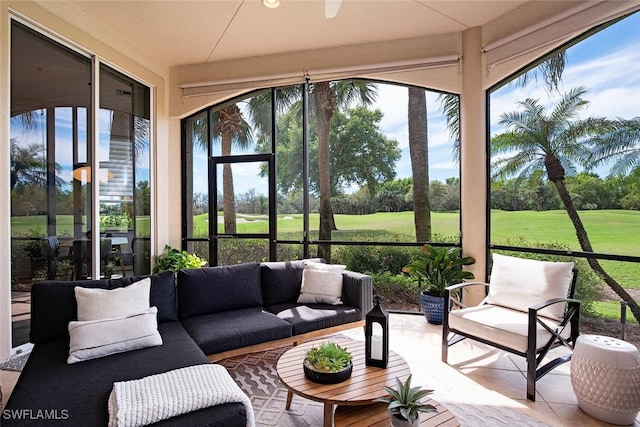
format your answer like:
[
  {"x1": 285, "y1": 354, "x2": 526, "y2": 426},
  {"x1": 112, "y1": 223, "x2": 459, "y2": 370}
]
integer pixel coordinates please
[
  {"x1": 403, "y1": 244, "x2": 475, "y2": 324},
  {"x1": 152, "y1": 245, "x2": 206, "y2": 275},
  {"x1": 376, "y1": 375, "x2": 437, "y2": 427},
  {"x1": 303, "y1": 342, "x2": 353, "y2": 384}
]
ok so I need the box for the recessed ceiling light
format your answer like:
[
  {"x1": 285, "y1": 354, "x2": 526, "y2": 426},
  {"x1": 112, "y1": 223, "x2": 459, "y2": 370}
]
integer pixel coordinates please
[{"x1": 263, "y1": 0, "x2": 280, "y2": 9}]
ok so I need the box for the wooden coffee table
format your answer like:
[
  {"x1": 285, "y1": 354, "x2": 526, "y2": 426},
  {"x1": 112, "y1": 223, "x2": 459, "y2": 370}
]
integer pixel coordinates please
[
  {"x1": 333, "y1": 401, "x2": 460, "y2": 426},
  {"x1": 276, "y1": 338, "x2": 412, "y2": 427}
]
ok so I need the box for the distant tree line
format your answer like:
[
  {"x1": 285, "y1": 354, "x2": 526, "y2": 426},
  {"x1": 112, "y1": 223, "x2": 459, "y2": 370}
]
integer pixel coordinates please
[
  {"x1": 492, "y1": 169, "x2": 640, "y2": 211},
  {"x1": 216, "y1": 166, "x2": 640, "y2": 217}
]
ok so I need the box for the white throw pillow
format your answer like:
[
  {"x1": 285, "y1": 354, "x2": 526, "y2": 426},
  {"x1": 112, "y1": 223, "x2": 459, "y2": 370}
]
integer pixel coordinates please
[
  {"x1": 297, "y1": 262, "x2": 345, "y2": 305},
  {"x1": 68, "y1": 307, "x2": 162, "y2": 364},
  {"x1": 486, "y1": 253, "x2": 574, "y2": 319},
  {"x1": 75, "y1": 278, "x2": 151, "y2": 321}
]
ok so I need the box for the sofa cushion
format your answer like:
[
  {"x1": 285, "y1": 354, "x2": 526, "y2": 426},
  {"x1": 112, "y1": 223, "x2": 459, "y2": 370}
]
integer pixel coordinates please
[
  {"x1": 265, "y1": 302, "x2": 361, "y2": 335},
  {"x1": 75, "y1": 277, "x2": 150, "y2": 321},
  {"x1": 5, "y1": 322, "x2": 247, "y2": 427},
  {"x1": 180, "y1": 307, "x2": 292, "y2": 355},
  {"x1": 486, "y1": 253, "x2": 574, "y2": 319},
  {"x1": 30, "y1": 279, "x2": 111, "y2": 344},
  {"x1": 68, "y1": 307, "x2": 163, "y2": 364},
  {"x1": 260, "y1": 260, "x2": 307, "y2": 305},
  {"x1": 111, "y1": 270, "x2": 178, "y2": 322},
  {"x1": 177, "y1": 263, "x2": 262, "y2": 319},
  {"x1": 297, "y1": 262, "x2": 345, "y2": 305}
]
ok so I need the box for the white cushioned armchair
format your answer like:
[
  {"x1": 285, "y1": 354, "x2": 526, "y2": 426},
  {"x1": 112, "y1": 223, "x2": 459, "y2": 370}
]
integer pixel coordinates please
[{"x1": 442, "y1": 253, "x2": 580, "y2": 401}]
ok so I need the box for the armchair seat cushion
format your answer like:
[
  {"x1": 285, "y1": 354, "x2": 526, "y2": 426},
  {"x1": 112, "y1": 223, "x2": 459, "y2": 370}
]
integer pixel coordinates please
[{"x1": 449, "y1": 305, "x2": 572, "y2": 353}]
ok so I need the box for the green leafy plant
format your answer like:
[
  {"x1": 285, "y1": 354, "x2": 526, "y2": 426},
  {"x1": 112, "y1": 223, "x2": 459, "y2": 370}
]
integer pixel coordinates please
[
  {"x1": 376, "y1": 375, "x2": 437, "y2": 423},
  {"x1": 152, "y1": 245, "x2": 206, "y2": 274},
  {"x1": 402, "y1": 244, "x2": 475, "y2": 297},
  {"x1": 23, "y1": 227, "x2": 46, "y2": 260},
  {"x1": 304, "y1": 342, "x2": 352, "y2": 373}
]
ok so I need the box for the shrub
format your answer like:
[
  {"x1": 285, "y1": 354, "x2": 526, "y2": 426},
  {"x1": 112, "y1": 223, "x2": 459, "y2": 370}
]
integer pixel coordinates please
[
  {"x1": 334, "y1": 245, "x2": 418, "y2": 275},
  {"x1": 370, "y1": 271, "x2": 419, "y2": 308}
]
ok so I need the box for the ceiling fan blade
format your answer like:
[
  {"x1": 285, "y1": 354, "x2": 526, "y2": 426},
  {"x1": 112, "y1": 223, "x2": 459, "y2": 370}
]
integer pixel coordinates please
[{"x1": 325, "y1": 0, "x2": 343, "y2": 19}]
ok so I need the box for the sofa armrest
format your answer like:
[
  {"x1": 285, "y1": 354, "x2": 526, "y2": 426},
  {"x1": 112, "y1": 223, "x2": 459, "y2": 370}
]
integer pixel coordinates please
[{"x1": 341, "y1": 270, "x2": 373, "y2": 319}]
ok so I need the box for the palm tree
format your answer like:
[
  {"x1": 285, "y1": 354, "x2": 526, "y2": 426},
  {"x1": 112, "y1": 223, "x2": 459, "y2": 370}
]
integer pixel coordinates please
[
  {"x1": 408, "y1": 88, "x2": 431, "y2": 242},
  {"x1": 211, "y1": 104, "x2": 252, "y2": 234},
  {"x1": 494, "y1": 86, "x2": 640, "y2": 322},
  {"x1": 10, "y1": 140, "x2": 48, "y2": 189},
  {"x1": 250, "y1": 81, "x2": 376, "y2": 261},
  {"x1": 588, "y1": 117, "x2": 640, "y2": 176}
]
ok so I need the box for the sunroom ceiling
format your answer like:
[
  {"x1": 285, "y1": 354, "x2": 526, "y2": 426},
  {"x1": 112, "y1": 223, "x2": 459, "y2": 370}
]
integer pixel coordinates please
[
  {"x1": 27, "y1": 0, "x2": 640, "y2": 115},
  {"x1": 36, "y1": 0, "x2": 528, "y2": 67}
]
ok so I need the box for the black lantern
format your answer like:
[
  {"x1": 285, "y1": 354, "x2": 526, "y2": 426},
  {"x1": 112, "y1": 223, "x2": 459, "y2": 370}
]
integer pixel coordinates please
[{"x1": 365, "y1": 296, "x2": 389, "y2": 368}]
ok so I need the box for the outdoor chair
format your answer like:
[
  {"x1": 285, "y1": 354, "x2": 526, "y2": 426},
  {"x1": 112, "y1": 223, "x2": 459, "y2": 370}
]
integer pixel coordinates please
[
  {"x1": 42, "y1": 236, "x2": 60, "y2": 280},
  {"x1": 73, "y1": 238, "x2": 116, "y2": 279},
  {"x1": 442, "y1": 253, "x2": 580, "y2": 401}
]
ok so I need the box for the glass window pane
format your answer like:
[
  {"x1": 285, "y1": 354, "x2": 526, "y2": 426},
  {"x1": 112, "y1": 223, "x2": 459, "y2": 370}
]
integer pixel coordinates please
[
  {"x1": 216, "y1": 162, "x2": 269, "y2": 235},
  {"x1": 273, "y1": 86, "x2": 304, "y2": 241},
  {"x1": 10, "y1": 21, "x2": 91, "y2": 347},
  {"x1": 488, "y1": 13, "x2": 640, "y2": 320},
  {"x1": 489, "y1": 14, "x2": 640, "y2": 258},
  {"x1": 99, "y1": 65, "x2": 151, "y2": 278},
  {"x1": 185, "y1": 112, "x2": 209, "y2": 239},
  {"x1": 209, "y1": 90, "x2": 272, "y2": 157}
]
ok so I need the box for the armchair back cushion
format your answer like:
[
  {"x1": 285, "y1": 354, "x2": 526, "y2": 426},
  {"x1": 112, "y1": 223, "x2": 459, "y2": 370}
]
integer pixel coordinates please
[
  {"x1": 178, "y1": 263, "x2": 262, "y2": 319},
  {"x1": 485, "y1": 253, "x2": 574, "y2": 319}
]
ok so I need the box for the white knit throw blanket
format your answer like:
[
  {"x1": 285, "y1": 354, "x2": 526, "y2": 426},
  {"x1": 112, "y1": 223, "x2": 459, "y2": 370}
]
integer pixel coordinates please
[{"x1": 108, "y1": 364, "x2": 255, "y2": 427}]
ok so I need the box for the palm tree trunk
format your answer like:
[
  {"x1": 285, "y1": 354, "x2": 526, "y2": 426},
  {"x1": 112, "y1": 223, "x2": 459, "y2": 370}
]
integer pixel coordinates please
[
  {"x1": 221, "y1": 134, "x2": 236, "y2": 234},
  {"x1": 315, "y1": 82, "x2": 335, "y2": 262},
  {"x1": 553, "y1": 177, "x2": 640, "y2": 322},
  {"x1": 408, "y1": 88, "x2": 431, "y2": 242}
]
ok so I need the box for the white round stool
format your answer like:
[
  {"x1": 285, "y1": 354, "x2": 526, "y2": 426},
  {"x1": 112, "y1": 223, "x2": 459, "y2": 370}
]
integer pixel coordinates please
[{"x1": 571, "y1": 335, "x2": 640, "y2": 425}]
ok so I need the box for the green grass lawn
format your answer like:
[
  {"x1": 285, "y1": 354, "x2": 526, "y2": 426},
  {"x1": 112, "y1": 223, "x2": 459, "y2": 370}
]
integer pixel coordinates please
[
  {"x1": 490, "y1": 210, "x2": 640, "y2": 256},
  {"x1": 193, "y1": 211, "x2": 460, "y2": 240}
]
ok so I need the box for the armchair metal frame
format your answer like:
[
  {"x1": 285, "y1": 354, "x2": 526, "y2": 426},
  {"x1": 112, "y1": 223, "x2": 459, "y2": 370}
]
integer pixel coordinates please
[{"x1": 442, "y1": 269, "x2": 580, "y2": 401}]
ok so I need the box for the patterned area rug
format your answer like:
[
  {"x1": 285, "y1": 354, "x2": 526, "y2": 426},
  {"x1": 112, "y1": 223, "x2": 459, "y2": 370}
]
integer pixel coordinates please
[
  {"x1": 0, "y1": 352, "x2": 30, "y2": 372},
  {"x1": 219, "y1": 346, "x2": 323, "y2": 427},
  {"x1": 218, "y1": 346, "x2": 549, "y2": 427}
]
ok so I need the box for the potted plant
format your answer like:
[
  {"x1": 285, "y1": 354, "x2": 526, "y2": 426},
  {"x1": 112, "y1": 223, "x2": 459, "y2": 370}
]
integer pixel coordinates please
[
  {"x1": 376, "y1": 374, "x2": 437, "y2": 427},
  {"x1": 403, "y1": 244, "x2": 475, "y2": 324},
  {"x1": 303, "y1": 342, "x2": 353, "y2": 384},
  {"x1": 152, "y1": 245, "x2": 207, "y2": 275}
]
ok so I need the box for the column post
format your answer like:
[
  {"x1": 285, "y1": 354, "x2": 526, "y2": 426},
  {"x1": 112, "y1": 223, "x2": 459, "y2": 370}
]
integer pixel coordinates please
[{"x1": 460, "y1": 27, "x2": 488, "y2": 305}]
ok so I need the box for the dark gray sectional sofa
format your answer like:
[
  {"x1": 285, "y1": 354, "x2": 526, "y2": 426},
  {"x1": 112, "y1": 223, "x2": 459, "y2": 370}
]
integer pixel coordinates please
[{"x1": 4, "y1": 260, "x2": 373, "y2": 426}]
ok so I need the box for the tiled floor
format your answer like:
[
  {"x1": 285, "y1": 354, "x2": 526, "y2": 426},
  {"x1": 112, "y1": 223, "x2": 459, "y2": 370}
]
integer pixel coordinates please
[
  {"x1": 2, "y1": 313, "x2": 639, "y2": 426},
  {"x1": 341, "y1": 313, "x2": 640, "y2": 427}
]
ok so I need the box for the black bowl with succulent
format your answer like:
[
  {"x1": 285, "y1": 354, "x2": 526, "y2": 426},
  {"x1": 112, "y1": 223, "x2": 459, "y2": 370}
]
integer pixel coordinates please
[{"x1": 303, "y1": 342, "x2": 353, "y2": 384}]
